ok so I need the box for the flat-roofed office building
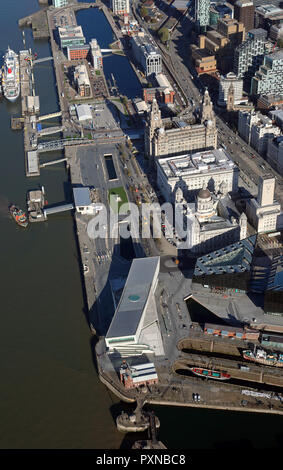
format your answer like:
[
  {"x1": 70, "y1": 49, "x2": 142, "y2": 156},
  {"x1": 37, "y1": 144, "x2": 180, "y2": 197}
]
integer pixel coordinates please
[
  {"x1": 157, "y1": 148, "x2": 239, "y2": 201},
  {"x1": 67, "y1": 44, "x2": 90, "y2": 61},
  {"x1": 111, "y1": 0, "x2": 130, "y2": 15},
  {"x1": 90, "y1": 39, "x2": 103, "y2": 70},
  {"x1": 131, "y1": 34, "x2": 162, "y2": 77},
  {"x1": 52, "y1": 0, "x2": 67, "y2": 7},
  {"x1": 58, "y1": 26, "x2": 86, "y2": 49}
]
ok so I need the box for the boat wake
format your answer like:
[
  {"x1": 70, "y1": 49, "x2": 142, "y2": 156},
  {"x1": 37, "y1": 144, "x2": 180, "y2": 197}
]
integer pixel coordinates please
[{"x1": 0, "y1": 195, "x2": 11, "y2": 217}]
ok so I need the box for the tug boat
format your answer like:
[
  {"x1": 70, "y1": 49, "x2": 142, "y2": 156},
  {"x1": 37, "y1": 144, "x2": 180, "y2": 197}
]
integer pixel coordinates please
[
  {"x1": 243, "y1": 347, "x2": 283, "y2": 367},
  {"x1": 190, "y1": 367, "x2": 231, "y2": 380},
  {"x1": 9, "y1": 204, "x2": 28, "y2": 228}
]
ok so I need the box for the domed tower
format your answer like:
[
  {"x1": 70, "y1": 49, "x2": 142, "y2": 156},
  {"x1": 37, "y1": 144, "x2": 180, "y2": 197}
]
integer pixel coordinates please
[{"x1": 196, "y1": 183, "x2": 216, "y2": 221}]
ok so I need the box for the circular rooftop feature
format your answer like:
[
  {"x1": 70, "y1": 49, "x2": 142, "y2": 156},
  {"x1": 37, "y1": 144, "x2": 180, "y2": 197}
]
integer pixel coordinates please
[
  {"x1": 198, "y1": 187, "x2": 211, "y2": 199},
  {"x1": 128, "y1": 294, "x2": 140, "y2": 302}
]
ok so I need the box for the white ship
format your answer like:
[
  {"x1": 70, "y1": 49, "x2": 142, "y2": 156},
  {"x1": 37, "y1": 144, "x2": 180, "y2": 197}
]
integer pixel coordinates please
[{"x1": 2, "y1": 47, "x2": 20, "y2": 102}]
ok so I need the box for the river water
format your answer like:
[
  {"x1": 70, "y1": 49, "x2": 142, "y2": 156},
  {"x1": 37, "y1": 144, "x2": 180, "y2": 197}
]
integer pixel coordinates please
[{"x1": 0, "y1": 0, "x2": 282, "y2": 449}]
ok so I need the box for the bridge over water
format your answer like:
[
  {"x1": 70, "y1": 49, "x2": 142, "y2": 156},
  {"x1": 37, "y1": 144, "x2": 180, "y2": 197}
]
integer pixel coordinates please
[
  {"x1": 37, "y1": 126, "x2": 64, "y2": 137},
  {"x1": 34, "y1": 56, "x2": 53, "y2": 64},
  {"x1": 44, "y1": 203, "x2": 74, "y2": 217},
  {"x1": 37, "y1": 137, "x2": 96, "y2": 153},
  {"x1": 38, "y1": 111, "x2": 62, "y2": 122}
]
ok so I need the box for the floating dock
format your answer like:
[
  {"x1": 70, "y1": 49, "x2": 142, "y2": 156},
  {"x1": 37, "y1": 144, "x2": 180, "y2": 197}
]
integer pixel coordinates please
[
  {"x1": 26, "y1": 150, "x2": 40, "y2": 177},
  {"x1": 11, "y1": 116, "x2": 24, "y2": 130},
  {"x1": 27, "y1": 188, "x2": 47, "y2": 222}
]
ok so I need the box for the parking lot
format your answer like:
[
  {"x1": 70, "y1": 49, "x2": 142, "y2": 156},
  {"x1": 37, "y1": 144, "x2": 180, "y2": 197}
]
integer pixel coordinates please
[
  {"x1": 91, "y1": 102, "x2": 120, "y2": 131},
  {"x1": 53, "y1": 10, "x2": 76, "y2": 29}
]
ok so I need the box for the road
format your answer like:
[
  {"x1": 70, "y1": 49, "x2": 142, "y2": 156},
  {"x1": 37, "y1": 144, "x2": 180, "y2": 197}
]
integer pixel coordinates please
[{"x1": 133, "y1": 8, "x2": 283, "y2": 205}]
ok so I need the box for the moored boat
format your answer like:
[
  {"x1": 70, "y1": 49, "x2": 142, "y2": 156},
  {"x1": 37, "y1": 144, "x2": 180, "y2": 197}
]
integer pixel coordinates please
[
  {"x1": 2, "y1": 47, "x2": 20, "y2": 102},
  {"x1": 9, "y1": 204, "x2": 28, "y2": 228},
  {"x1": 243, "y1": 348, "x2": 283, "y2": 367},
  {"x1": 190, "y1": 367, "x2": 231, "y2": 380}
]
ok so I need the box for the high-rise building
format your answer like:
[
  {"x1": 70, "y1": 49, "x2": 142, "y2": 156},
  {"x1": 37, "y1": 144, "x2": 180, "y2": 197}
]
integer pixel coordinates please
[
  {"x1": 217, "y1": 15, "x2": 245, "y2": 44},
  {"x1": 246, "y1": 176, "x2": 281, "y2": 233},
  {"x1": 145, "y1": 90, "x2": 217, "y2": 159},
  {"x1": 257, "y1": 93, "x2": 283, "y2": 110},
  {"x1": 233, "y1": 0, "x2": 255, "y2": 34},
  {"x1": 269, "y1": 24, "x2": 283, "y2": 41},
  {"x1": 52, "y1": 0, "x2": 68, "y2": 7},
  {"x1": 255, "y1": 4, "x2": 283, "y2": 32},
  {"x1": 67, "y1": 44, "x2": 90, "y2": 61},
  {"x1": 89, "y1": 39, "x2": 103, "y2": 70},
  {"x1": 233, "y1": 28, "x2": 268, "y2": 86},
  {"x1": 238, "y1": 109, "x2": 281, "y2": 155},
  {"x1": 251, "y1": 50, "x2": 283, "y2": 97},
  {"x1": 195, "y1": 0, "x2": 210, "y2": 31},
  {"x1": 209, "y1": 2, "x2": 234, "y2": 26},
  {"x1": 74, "y1": 64, "x2": 91, "y2": 97},
  {"x1": 193, "y1": 50, "x2": 218, "y2": 75},
  {"x1": 267, "y1": 136, "x2": 283, "y2": 175},
  {"x1": 131, "y1": 34, "x2": 162, "y2": 77},
  {"x1": 218, "y1": 72, "x2": 244, "y2": 106},
  {"x1": 58, "y1": 26, "x2": 85, "y2": 49},
  {"x1": 111, "y1": 0, "x2": 130, "y2": 15},
  {"x1": 194, "y1": 16, "x2": 245, "y2": 74}
]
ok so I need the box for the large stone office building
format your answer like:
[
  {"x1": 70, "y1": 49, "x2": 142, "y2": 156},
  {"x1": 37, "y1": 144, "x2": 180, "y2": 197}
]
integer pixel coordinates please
[{"x1": 145, "y1": 90, "x2": 217, "y2": 159}]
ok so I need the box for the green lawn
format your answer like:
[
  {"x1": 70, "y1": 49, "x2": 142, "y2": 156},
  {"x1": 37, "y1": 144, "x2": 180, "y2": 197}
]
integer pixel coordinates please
[{"x1": 108, "y1": 187, "x2": 129, "y2": 214}]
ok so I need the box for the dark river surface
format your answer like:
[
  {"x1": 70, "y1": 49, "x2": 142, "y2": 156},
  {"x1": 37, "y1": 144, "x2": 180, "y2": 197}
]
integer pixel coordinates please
[{"x1": 0, "y1": 0, "x2": 282, "y2": 449}]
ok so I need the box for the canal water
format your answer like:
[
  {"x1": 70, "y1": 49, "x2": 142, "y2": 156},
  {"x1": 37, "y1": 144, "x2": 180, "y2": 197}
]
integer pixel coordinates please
[
  {"x1": 76, "y1": 5, "x2": 142, "y2": 99},
  {"x1": 0, "y1": 0, "x2": 282, "y2": 449}
]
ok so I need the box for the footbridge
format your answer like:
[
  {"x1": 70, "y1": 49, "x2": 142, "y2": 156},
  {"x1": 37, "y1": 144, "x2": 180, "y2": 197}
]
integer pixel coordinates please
[
  {"x1": 34, "y1": 56, "x2": 53, "y2": 64},
  {"x1": 38, "y1": 111, "x2": 62, "y2": 122},
  {"x1": 44, "y1": 203, "x2": 74, "y2": 218},
  {"x1": 101, "y1": 49, "x2": 121, "y2": 53},
  {"x1": 40, "y1": 157, "x2": 68, "y2": 168},
  {"x1": 37, "y1": 126, "x2": 64, "y2": 137},
  {"x1": 37, "y1": 137, "x2": 95, "y2": 153}
]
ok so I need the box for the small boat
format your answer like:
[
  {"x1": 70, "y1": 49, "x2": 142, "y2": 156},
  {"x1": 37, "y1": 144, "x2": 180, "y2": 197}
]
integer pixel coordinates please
[
  {"x1": 190, "y1": 367, "x2": 231, "y2": 380},
  {"x1": 9, "y1": 204, "x2": 28, "y2": 228}
]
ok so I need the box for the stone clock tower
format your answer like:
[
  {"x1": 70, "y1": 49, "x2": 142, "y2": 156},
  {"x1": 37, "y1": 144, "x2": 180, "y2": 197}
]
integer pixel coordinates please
[
  {"x1": 257, "y1": 176, "x2": 275, "y2": 207},
  {"x1": 144, "y1": 98, "x2": 163, "y2": 157}
]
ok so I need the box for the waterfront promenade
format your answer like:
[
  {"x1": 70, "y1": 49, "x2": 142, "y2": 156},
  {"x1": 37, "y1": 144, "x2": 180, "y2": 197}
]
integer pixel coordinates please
[
  {"x1": 37, "y1": 0, "x2": 283, "y2": 421},
  {"x1": 95, "y1": 339, "x2": 283, "y2": 416}
]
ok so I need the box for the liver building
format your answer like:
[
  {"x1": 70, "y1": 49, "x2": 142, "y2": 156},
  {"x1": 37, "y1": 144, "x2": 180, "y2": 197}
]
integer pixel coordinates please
[{"x1": 145, "y1": 89, "x2": 218, "y2": 159}]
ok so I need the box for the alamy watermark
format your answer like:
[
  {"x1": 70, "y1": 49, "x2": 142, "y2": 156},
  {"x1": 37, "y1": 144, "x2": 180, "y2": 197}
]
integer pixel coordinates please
[{"x1": 86, "y1": 195, "x2": 195, "y2": 250}]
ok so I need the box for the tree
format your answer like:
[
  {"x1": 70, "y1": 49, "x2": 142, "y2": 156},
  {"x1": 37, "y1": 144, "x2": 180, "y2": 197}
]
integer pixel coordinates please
[
  {"x1": 158, "y1": 27, "x2": 170, "y2": 44},
  {"x1": 121, "y1": 96, "x2": 128, "y2": 106},
  {"x1": 140, "y1": 6, "x2": 148, "y2": 17}
]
